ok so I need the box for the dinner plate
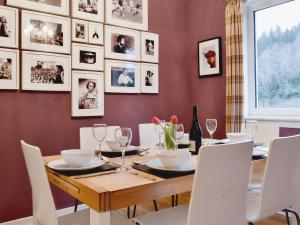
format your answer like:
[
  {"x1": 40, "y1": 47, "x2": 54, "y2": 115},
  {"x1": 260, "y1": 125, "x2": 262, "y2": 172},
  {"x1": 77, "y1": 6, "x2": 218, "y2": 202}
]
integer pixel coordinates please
[
  {"x1": 101, "y1": 145, "x2": 137, "y2": 153},
  {"x1": 146, "y1": 156, "x2": 197, "y2": 172},
  {"x1": 47, "y1": 159, "x2": 105, "y2": 171},
  {"x1": 253, "y1": 146, "x2": 269, "y2": 156}
]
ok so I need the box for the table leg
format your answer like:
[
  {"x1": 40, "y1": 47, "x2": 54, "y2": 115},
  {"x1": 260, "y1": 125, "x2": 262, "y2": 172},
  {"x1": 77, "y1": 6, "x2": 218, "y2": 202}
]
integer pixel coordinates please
[{"x1": 90, "y1": 209, "x2": 111, "y2": 225}]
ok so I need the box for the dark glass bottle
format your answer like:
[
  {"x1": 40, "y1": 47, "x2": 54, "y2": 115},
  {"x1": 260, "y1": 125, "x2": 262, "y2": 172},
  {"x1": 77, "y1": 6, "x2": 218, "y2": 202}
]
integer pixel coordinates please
[{"x1": 189, "y1": 106, "x2": 203, "y2": 154}]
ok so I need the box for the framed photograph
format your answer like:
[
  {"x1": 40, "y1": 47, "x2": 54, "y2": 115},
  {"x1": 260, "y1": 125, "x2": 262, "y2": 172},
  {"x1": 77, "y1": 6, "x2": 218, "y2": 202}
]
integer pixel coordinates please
[
  {"x1": 22, "y1": 51, "x2": 71, "y2": 91},
  {"x1": 72, "y1": 19, "x2": 89, "y2": 43},
  {"x1": 89, "y1": 22, "x2": 103, "y2": 45},
  {"x1": 0, "y1": 48, "x2": 19, "y2": 90},
  {"x1": 0, "y1": 6, "x2": 18, "y2": 48},
  {"x1": 72, "y1": 0, "x2": 104, "y2": 22},
  {"x1": 105, "y1": 60, "x2": 140, "y2": 93},
  {"x1": 7, "y1": 0, "x2": 69, "y2": 16},
  {"x1": 198, "y1": 37, "x2": 222, "y2": 77},
  {"x1": 141, "y1": 63, "x2": 158, "y2": 94},
  {"x1": 72, "y1": 70, "x2": 104, "y2": 117},
  {"x1": 22, "y1": 10, "x2": 70, "y2": 54},
  {"x1": 72, "y1": 43, "x2": 104, "y2": 71},
  {"x1": 105, "y1": 25, "x2": 140, "y2": 61},
  {"x1": 105, "y1": 0, "x2": 148, "y2": 31},
  {"x1": 141, "y1": 32, "x2": 159, "y2": 63}
]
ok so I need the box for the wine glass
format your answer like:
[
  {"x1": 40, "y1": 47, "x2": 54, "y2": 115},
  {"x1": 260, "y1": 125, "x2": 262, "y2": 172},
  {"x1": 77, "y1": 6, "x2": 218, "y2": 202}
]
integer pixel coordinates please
[
  {"x1": 154, "y1": 120, "x2": 165, "y2": 149},
  {"x1": 92, "y1": 124, "x2": 107, "y2": 160},
  {"x1": 245, "y1": 119, "x2": 258, "y2": 141},
  {"x1": 206, "y1": 119, "x2": 217, "y2": 144},
  {"x1": 115, "y1": 127, "x2": 132, "y2": 172},
  {"x1": 175, "y1": 124, "x2": 184, "y2": 150}
]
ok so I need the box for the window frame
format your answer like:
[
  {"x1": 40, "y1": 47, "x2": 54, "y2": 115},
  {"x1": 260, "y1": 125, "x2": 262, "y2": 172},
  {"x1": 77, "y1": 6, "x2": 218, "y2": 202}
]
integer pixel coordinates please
[{"x1": 244, "y1": 0, "x2": 300, "y2": 120}]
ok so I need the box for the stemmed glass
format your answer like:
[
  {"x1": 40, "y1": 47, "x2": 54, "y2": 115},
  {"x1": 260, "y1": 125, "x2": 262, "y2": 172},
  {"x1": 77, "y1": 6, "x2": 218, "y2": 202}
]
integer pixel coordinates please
[
  {"x1": 175, "y1": 124, "x2": 184, "y2": 150},
  {"x1": 154, "y1": 120, "x2": 165, "y2": 149},
  {"x1": 115, "y1": 127, "x2": 132, "y2": 172},
  {"x1": 92, "y1": 124, "x2": 107, "y2": 160},
  {"x1": 245, "y1": 119, "x2": 258, "y2": 141},
  {"x1": 206, "y1": 119, "x2": 217, "y2": 144}
]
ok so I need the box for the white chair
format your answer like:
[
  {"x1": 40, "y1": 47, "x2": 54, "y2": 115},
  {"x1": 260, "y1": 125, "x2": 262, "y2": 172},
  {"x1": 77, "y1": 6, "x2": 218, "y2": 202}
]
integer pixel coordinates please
[
  {"x1": 132, "y1": 141, "x2": 254, "y2": 225},
  {"x1": 139, "y1": 123, "x2": 159, "y2": 146},
  {"x1": 246, "y1": 135, "x2": 300, "y2": 225},
  {"x1": 20, "y1": 140, "x2": 133, "y2": 225}
]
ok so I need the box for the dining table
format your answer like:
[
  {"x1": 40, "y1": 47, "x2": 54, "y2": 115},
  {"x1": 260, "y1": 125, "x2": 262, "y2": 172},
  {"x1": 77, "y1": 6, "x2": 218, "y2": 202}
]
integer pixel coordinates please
[{"x1": 43, "y1": 146, "x2": 267, "y2": 225}]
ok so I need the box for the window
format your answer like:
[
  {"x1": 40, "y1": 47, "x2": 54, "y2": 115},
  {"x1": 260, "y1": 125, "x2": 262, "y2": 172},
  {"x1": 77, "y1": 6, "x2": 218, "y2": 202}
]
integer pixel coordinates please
[{"x1": 245, "y1": 0, "x2": 300, "y2": 119}]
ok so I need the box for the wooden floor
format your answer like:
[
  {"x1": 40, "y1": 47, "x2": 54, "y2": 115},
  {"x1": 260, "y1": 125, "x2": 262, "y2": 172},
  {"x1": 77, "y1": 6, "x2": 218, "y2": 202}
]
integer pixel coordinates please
[{"x1": 118, "y1": 193, "x2": 287, "y2": 225}]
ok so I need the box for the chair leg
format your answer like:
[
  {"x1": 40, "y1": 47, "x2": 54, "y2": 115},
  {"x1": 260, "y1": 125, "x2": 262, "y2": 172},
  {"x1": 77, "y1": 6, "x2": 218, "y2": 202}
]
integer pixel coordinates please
[
  {"x1": 171, "y1": 195, "x2": 175, "y2": 207},
  {"x1": 127, "y1": 206, "x2": 131, "y2": 219},
  {"x1": 153, "y1": 200, "x2": 158, "y2": 211},
  {"x1": 284, "y1": 209, "x2": 291, "y2": 225},
  {"x1": 175, "y1": 194, "x2": 179, "y2": 206},
  {"x1": 285, "y1": 209, "x2": 300, "y2": 225},
  {"x1": 74, "y1": 199, "x2": 79, "y2": 212},
  {"x1": 132, "y1": 204, "x2": 137, "y2": 218}
]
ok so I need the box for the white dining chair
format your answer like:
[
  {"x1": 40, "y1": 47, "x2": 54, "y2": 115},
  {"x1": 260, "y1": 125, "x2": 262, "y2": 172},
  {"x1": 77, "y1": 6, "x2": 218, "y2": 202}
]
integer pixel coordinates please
[
  {"x1": 20, "y1": 140, "x2": 133, "y2": 225},
  {"x1": 246, "y1": 135, "x2": 300, "y2": 225},
  {"x1": 138, "y1": 123, "x2": 159, "y2": 146},
  {"x1": 132, "y1": 141, "x2": 254, "y2": 225}
]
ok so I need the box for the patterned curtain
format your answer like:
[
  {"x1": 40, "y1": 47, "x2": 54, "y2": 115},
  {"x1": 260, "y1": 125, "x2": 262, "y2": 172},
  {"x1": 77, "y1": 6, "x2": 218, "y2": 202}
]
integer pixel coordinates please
[{"x1": 225, "y1": 0, "x2": 244, "y2": 133}]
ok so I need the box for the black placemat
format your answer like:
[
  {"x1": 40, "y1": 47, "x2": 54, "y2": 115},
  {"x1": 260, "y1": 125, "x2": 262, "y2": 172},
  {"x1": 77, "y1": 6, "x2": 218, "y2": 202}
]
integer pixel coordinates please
[
  {"x1": 132, "y1": 164, "x2": 195, "y2": 179},
  {"x1": 252, "y1": 155, "x2": 267, "y2": 160},
  {"x1": 51, "y1": 163, "x2": 118, "y2": 176},
  {"x1": 102, "y1": 150, "x2": 141, "y2": 158}
]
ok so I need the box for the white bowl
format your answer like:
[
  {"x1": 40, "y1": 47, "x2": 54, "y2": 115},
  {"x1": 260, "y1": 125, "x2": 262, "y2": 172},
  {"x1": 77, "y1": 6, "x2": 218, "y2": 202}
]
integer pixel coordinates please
[
  {"x1": 226, "y1": 133, "x2": 250, "y2": 142},
  {"x1": 105, "y1": 140, "x2": 121, "y2": 151},
  {"x1": 61, "y1": 149, "x2": 94, "y2": 167},
  {"x1": 158, "y1": 149, "x2": 192, "y2": 169}
]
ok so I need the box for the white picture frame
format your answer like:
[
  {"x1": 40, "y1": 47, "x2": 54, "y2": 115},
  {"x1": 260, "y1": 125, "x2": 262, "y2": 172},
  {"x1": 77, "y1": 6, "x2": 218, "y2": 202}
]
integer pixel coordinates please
[
  {"x1": 105, "y1": 0, "x2": 148, "y2": 31},
  {"x1": 89, "y1": 22, "x2": 103, "y2": 45},
  {"x1": 72, "y1": 0, "x2": 104, "y2": 22},
  {"x1": 141, "y1": 63, "x2": 158, "y2": 94},
  {"x1": 0, "y1": 6, "x2": 18, "y2": 48},
  {"x1": 105, "y1": 60, "x2": 140, "y2": 93},
  {"x1": 72, "y1": 43, "x2": 104, "y2": 71},
  {"x1": 7, "y1": 0, "x2": 69, "y2": 16},
  {"x1": 72, "y1": 70, "x2": 104, "y2": 117},
  {"x1": 105, "y1": 25, "x2": 141, "y2": 61},
  {"x1": 0, "y1": 48, "x2": 19, "y2": 90},
  {"x1": 21, "y1": 10, "x2": 70, "y2": 54},
  {"x1": 72, "y1": 19, "x2": 89, "y2": 43},
  {"x1": 141, "y1": 32, "x2": 159, "y2": 63},
  {"x1": 22, "y1": 51, "x2": 71, "y2": 91}
]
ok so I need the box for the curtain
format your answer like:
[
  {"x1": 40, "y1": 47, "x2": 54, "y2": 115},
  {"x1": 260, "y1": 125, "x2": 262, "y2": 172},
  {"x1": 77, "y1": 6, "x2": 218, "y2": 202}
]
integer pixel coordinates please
[{"x1": 225, "y1": 0, "x2": 244, "y2": 133}]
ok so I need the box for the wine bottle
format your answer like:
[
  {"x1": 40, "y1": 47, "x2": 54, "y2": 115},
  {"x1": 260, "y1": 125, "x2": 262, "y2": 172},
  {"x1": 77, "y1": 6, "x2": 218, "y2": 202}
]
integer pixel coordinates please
[{"x1": 189, "y1": 106, "x2": 203, "y2": 154}]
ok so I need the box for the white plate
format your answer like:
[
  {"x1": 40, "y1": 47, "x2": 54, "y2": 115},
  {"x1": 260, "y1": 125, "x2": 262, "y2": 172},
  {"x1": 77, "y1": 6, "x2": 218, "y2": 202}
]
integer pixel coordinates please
[
  {"x1": 101, "y1": 145, "x2": 137, "y2": 153},
  {"x1": 253, "y1": 146, "x2": 269, "y2": 156},
  {"x1": 146, "y1": 156, "x2": 197, "y2": 172},
  {"x1": 47, "y1": 159, "x2": 105, "y2": 171}
]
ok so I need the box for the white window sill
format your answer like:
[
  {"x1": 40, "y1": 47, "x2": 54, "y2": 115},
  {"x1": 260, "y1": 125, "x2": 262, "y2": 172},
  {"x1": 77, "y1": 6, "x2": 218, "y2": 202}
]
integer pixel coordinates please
[{"x1": 245, "y1": 116, "x2": 300, "y2": 122}]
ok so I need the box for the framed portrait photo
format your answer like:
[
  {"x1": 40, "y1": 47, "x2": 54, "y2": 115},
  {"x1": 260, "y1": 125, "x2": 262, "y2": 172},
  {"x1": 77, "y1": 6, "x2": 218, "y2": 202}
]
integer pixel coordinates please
[
  {"x1": 198, "y1": 37, "x2": 222, "y2": 77},
  {"x1": 72, "y1": 70, "x2": 104, "y2": 117},
  {"x1": 0, "y1": 6, "x2": 18, "y2": 48},
  {"x1": 22, "y1": 51, "x2": 71, "y2": 91},
  {"x1": 105, "y1": 0, "x2": 148, "y2": 31},
  {"x1": 141, "y1": 63, "x2": 158, "y2": 94},
  {"x1": 72, "y1": 43, "x2": 104, "y2": 71},
  {"x1": 72, "y1": 19, "x2": 89, "y2": 43},
  {"x1": 21, "y1": 10, "x2": 70, "y2": 54},
  {"x1": 0, "y1": 48, "x2": 19, "y2": 90},
  {"x1": 89, "y1": 22, "x2": 103, "y2": 45},
  {"x1": 105, "y1": 25, "x2": 141, "y2": 61},
  {"x1": 141, "y1": 32, "x2": 159, "y2": 63},
  {"x1": 105, "y1": 60, "x2": 140, "y2": 93},
  {"x1": 7, "y1": 0, "x2": 69, "y2": 16},
  {"x1": 72, "y1": 0, "x2": 104, "y2": 22}
]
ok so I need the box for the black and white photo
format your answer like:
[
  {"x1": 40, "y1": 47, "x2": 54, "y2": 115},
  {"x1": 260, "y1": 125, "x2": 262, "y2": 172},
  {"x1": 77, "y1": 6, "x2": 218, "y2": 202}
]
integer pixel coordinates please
[
  {"x1": 22, "y1": 51, "x2": 71, "y2": 91},
  {"x1": 0, "y1": 48, "x2": 19, "y2": 89},
  {"x1": 72, "y1": 19, "x2": 89, "y2": 43},
  {"x1": 106, "y1": 0, "x2": 148, "y2": 30},
  {"x1": 0, "y1": 6, "x2": 18, "y2": 48},
  {"x1": 105, "y1": 60, "x2": 140, "y2": 93},
  {"x1": 72, "y1": 0, "x2": 104, "y2": 22},
  {"x1": 0, "y1": 58, "x2": 12, "y2": 80},
  {"x1": 72, "y1": 70, "x2": 104, "y2": 117},
  {"x1": 22, "y1": 11, "x2": 70, "y2": 54},
  {"x1": 72, "y1": 43, "x2": 104, "y2": 71},
  {"x1": 141, "y1": 63, "x2": 158, "y2": 93},
  {"x1": 105, "y1": 25, "x2": 140, "y2": 61},
  {"x1": 89, "y1": 22, "x2": 103, "y2": 44},
  {"x1": 141, "y1": 32, "x2": 159, "y2": 63}
]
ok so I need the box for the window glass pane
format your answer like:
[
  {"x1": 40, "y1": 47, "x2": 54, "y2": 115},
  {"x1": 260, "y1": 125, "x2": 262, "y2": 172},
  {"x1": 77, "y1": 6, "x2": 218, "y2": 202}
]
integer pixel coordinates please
[{"x1": 255, "y1": 0, "x2": 300, "y2": 108}]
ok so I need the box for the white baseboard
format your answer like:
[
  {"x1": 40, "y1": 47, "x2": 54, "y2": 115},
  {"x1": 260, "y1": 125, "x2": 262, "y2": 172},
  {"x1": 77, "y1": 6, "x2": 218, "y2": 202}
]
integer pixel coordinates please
[{"x1": 1, "y1": 204, "x2": 88, "y2": 225}]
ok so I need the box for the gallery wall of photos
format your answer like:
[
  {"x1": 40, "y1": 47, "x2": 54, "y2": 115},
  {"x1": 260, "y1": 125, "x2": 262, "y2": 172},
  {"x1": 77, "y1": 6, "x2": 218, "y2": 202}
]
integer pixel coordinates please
[{"x1": 0, "y1": 0, "x2": 159, "y2": 117}]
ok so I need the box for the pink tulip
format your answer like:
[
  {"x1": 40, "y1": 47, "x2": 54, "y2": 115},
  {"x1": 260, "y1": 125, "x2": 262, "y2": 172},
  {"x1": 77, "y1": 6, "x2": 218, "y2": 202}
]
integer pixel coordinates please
[
  {"x1": 171, "y1": 115, "x2": 178, "y2": 124},
  {"x1": 151, "y1": 116, "x2": 160, "y2": 125}
]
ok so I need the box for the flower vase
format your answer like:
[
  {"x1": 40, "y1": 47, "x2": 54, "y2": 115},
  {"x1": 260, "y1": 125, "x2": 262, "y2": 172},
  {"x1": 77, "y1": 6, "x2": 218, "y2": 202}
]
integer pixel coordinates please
[{"x1": 164, "y1": 123, "x2": 176, "y2": 150}]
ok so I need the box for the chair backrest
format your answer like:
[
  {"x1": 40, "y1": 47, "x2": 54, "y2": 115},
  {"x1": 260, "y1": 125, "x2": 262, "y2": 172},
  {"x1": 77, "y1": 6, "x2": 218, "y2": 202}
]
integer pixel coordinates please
[
  {"x1": 187, "y1": 141, "x2": 253, "y2": 225},
  {"x1": 138, "y1": 123, "x2": 159, "y2": 146},
  {"x1": 258, "y1": 135, "x2": 300, "y2": 218},
  {"x1": 21, "y1": 140, "x2": 58, "y2": 225},
  {"x1": 80, "y1": 126, "x2": 120, "y2": 150}
]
